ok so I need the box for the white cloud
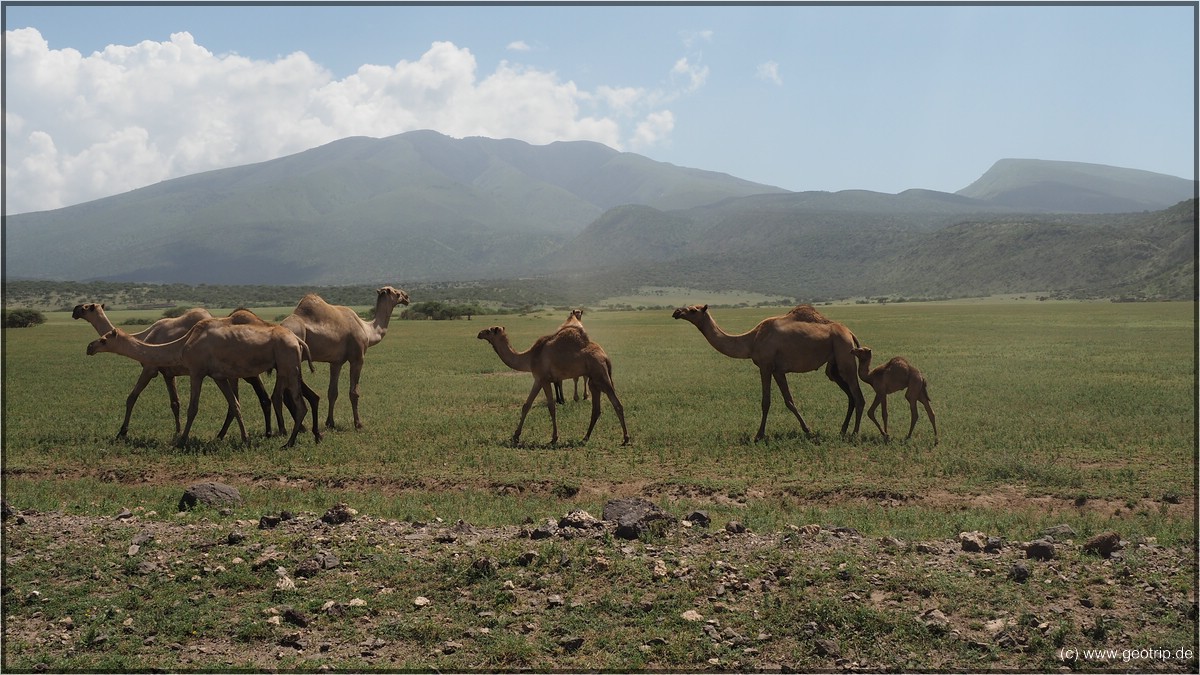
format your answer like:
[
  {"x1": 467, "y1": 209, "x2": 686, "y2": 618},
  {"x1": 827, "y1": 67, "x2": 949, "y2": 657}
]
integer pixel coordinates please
[
  {"x1": 756, "y1": 60, "x2": 782, "y2": 86},
  {"x1": 506, "y1": 40, "x2": 531, "y2": 52},
  {"x1": 3, "y1": 29, "x2": 684, "y2": 213},
  {"x1": 671, "y1": 57, "x2": 709, "y2": 94},
  {"x1": 631, "y1": 111, "x2": 675, "y2": 151}
]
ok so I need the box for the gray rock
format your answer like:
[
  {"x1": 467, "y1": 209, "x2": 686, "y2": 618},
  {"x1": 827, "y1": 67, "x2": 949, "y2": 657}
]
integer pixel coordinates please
[
  {"x1": 684, "y1": 511, "x2": 711, "y2": 527},
  {"x1": 602, "y1": 498, "x2": 673, "y2": 540},
  {"x1": 1008, "y1": 561, "x2": 1032, "y2": 583},
  {"x1": 1025, "y1": 538, "x2": 1056, "y2": 561},
  {"x1": 1082, "y1": 531, "x2": 1123, "y2": 558},
  {"x1": 178, "y1": 482, "x2": 243, "y2": 511},
  {"x1": 1041, "y1": 524, "x2": 1077, "y2": 540},
  {"x1": 320, "y1": 503, "x2": 355, "y2": 525},
  {"x1": 558, "y1": 510, "x2": 602, "y2": 530},
  {"x1": 725, "y1": 521, "x2": 747, "y2": 534},
  {"x1": 959, "y1": 531, "x2": 988, "y2": 552}
]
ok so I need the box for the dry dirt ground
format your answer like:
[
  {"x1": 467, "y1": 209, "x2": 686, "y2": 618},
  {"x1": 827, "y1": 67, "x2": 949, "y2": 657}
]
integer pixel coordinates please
[{"x1": 2, "y1": 488, "x2": 1196, "y2": 673}]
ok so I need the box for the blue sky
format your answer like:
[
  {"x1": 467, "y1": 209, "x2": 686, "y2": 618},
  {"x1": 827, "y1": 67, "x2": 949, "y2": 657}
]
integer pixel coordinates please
[{"x1": 4, "y1": 3, "x2": 1195, "y2": 214}]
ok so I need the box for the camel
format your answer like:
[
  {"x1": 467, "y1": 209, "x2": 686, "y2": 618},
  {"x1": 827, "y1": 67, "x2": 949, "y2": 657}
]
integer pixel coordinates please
[
  {"x1": 280, "y1": 286, "x2": 410, "y2": 429},
  {"x1": 553, "y1": 309, "x2": 589, "y2": 404},
  {"x1": 477, "y1": 325, "x2": 629, "y2": 446},
  {"x1": 72, "y1": 303, "x2": 276, "y2": 438},
  {"x1": 672, "y1": 304, "x2": 864, "y2": 441},
  {"x1": 850, "y1": 346, "x2": 937, "y2": 444},
  {"x1": 86, "y1": 319, "x2": 319, "y2": 448}
]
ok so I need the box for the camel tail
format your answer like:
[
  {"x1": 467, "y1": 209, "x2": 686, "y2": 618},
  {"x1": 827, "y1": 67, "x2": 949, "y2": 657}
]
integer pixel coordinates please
[{"x1": 301, "y1": 340, "x2": 315, "y2": 372}]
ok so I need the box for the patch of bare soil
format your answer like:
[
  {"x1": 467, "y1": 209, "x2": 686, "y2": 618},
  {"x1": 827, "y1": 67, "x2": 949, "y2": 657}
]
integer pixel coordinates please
[{"x1": 2, "y1": 497, "x2": 1196, "y2": 672}]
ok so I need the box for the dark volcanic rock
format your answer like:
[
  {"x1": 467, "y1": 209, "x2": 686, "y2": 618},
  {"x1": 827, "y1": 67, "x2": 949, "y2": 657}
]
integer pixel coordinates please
[
  {"x1": 178, "y1": 482, "x2": 243, "y2": 511},
  {"x1": 603, "y1": 498, "x2": 673, "y2": 540}
]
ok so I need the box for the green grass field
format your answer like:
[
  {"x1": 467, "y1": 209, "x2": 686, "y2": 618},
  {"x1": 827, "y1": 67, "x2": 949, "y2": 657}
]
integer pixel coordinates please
[
  {"x1": 3, "y1": 300, "x2": 1194, "y2": 540},
  {"x1": 2, "y1": 300, "x2": 1195, "y2": 671}
]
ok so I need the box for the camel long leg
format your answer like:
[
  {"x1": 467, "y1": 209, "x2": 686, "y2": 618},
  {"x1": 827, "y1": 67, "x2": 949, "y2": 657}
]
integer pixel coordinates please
[
  {"x1": 216, "y1": 379, "x2": 240, "y2": 440},
  {"x1": 866, "y1": 393, "x2": 888, "y2": 440},
  {"x1": 543, "y1": 382, "x2": 559, "y2": 445},
  {"x1": 825, "y1": 363, "x2": 856, "y2": 437},
  {"x1": 553, "y1": 381, "x2": 565, "y2": 405},
  {"x1": 301, "y1": 381, "x2": 321, "y2": 443},
  {"x1": 347, "y1": 357, "x2": 365, "y2": 429},
  {"x1": 118, "y1": 367, "x2": 163, "y2": 438},
  {"x1": 915, "y1": 393, "x2": 937, "y2": 444},
  {"x1": 215, "y1": 378, "x2": 248, "y2": 444},
  {"x1": 179, "y1": 375, "x2": 205, "y2": 448},
  {"x1": 756, "y1": 368, "x2": 772, "y2": 441},
  {"x1": 512, "y1": 381, "x2": 544, "y2": 445},
  {"x1": 879, "y1": 395, "x2": 890, "y2": 439},
  {"x1": 281, "y1": 370, "x2": 307, "y2": 448},
  {"x1": 246, "y1": 376, "x2": 272, "y2": 436},
  {"x1": 584, "y1": 381, "x2": 603, "y2": 442},
  {"x1": 589, "y1": 379, "x2": 629, "y2": 446},
  {"x1": 905, "y1": 395, "x2": 920, "y2": 440},
  {"x1": 835, "y1": 353, "x2": 865, "y2": 436},
  {"x1": 772, "y1": 370, "x2": 812, "y2": 436},
  {"x1": 325, "y1": 361, "x2": 343, "y2": 429}
]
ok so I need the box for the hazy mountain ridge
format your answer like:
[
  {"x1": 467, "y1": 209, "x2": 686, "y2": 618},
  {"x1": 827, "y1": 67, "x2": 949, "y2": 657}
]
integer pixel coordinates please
[{"x1": 4, "y1": 132, "x2": 1195, "y2": 300}]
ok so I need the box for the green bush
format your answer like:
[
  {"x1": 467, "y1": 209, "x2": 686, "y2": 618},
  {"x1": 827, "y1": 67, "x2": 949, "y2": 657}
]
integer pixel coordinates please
[{"x1": 3, "y1": 309, "x2": 45, "y2": 328}]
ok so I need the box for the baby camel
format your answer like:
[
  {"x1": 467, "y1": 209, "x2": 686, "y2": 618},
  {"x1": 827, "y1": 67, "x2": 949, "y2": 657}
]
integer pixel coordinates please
[
  {"x1": 553, "y1": 309, "x2": 589, "y2": 404},
  {"x1": 87, "y1": 320, "x2": 319, "y2": 448},
  {"x1": 477, "y1": 325, "x2": 629, "y2": 446},
  {"x1": 850, "y1": 346, "x2": 938, "y2": 444}
]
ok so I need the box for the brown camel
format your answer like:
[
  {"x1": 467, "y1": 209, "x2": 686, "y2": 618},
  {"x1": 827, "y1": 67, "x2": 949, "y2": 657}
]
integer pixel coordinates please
[
  {"x1": 477, "y1": 325, "x2": 629, "y2": 446},
  {"x1": 86, "y1": 320, "x2": 319, "y2": 448},
  {"x1": 553, "y1": 309, "x2": 589, "y2": 404},
  {"x1": 672, "y1": 304, "x2": 864, "y2": 441},
  {"x1": 280, "y1": 286, "x2": 410, "y2": 429},
  {"x1": 72, "y1": 303, "x2": 276, "y2": 438},
  {"x1": 851, "y1": 346, "x2": 937, "y2": 444}
]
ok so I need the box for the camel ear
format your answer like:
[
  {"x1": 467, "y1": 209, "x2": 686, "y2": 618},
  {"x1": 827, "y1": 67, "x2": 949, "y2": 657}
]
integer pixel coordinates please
[
  {"x1": 701, "y1": 304, "x2": 708, "y2": 312},
  {"x1": 101, "y1": 303, "x2": 106, "y2": 310}
]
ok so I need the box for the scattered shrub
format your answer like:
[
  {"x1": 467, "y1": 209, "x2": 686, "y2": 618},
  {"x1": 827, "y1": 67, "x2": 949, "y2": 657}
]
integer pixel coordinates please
[{"x1": 3, "y1": 309, "x2": 46, "y2": 328}]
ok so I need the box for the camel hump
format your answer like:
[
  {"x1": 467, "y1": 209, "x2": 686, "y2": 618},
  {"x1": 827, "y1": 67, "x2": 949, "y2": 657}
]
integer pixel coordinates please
[{"x1": 786, "y1": 304, "x2": 833, "y2": 324}]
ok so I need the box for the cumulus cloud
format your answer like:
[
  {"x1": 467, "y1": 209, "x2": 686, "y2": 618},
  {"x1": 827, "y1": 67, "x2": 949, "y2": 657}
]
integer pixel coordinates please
[
  {"x1": 671, "y1": 57, "x2": 709, "y2": 94},
  {"x1": 756, "y1": 60, "x2": 782, "y2": 85},
  {"x1": 506, "y1": 40, "x2": 531, "y2": 52},
  {"x1": 3, "y1": 28, "x2": 687, "y2": 213}
]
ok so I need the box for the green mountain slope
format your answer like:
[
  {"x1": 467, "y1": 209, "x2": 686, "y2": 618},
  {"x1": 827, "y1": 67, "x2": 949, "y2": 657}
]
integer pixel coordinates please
[
  {"x1": 957, "y1": 159, "x2": 1195, "y2": 213},
  {"x1": 4, "y1": 131, "x2": 788, "y2": 284}
]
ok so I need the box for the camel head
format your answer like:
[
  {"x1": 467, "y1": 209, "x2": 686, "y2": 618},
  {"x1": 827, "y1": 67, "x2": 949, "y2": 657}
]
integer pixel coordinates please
[
  {"x1": 671, "y1": 304, "x2": 709, "y2": 325},
  {"x1": 72, "y1": 303, "x2": 105, "y2": 320},
  {"x1": 569, "y1": 309, "x2": 584, "y2": 321},
  {"x1": 378, "y1": 286, "x2": 411, "y2": 307},
  {"x1": 476, "y1": 326, "x2": 507, "y2": 343},
  {"x1": 86, "y1": 329, "x2": 122, "y2": 356},
  {"x1": 850, "y1": 346, "x2": 873, "y2": 360}
]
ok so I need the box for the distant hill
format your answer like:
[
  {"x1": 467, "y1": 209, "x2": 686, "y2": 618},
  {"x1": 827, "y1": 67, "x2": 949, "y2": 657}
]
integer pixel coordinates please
[
  {"x1": 4, "y1": 133, "x2": 1195, "y2": 301},
  {"x1": 957, "y1": 158, "x2": 1195, "y2": 213},
  {"x1": 4, "y1": 131, "x2": 787, "y2": 285}
]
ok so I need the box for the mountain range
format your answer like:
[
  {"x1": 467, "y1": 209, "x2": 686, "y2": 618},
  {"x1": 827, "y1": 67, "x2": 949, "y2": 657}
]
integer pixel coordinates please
[{"x1": 4, "y1": 130, "x2": 1196, "y2": 300}]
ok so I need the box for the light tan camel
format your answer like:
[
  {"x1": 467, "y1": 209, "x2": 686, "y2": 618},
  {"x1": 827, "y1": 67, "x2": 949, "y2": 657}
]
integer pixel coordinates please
[
  {"x1": 553, "y1": 309, "x2": 589, "y2": 404},
  {"x1": 850, "y1": 346, "x2": 937, "y2": 444},
  {"x1": 477, "y1": 325, "x2": 629, "y2": 446},
  {"x1": 280, "y1": 286, "x2": 410, "y2": 429},
  {"x1": 672, "y1": 304, "x2": 864, "y2": 441},
  {"x1": 72, "y1": 303, "x2": 276, "y2": 438},
  {"x1": 86, "y1": 320, "x2": 318, "y2": 448}
]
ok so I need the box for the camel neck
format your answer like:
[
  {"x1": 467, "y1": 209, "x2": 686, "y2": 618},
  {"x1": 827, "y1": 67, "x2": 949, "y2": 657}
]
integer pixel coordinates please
[
  {"x1": 366, "y1": 296, "x2": 396, "y2": 347},
  {"x1": 696, "y1": 314, "x2": 755, "y2": 360},
  {"x1": 489, "y1": 338, "x2": 533, "y2": 372},
  {"x1": 106, "y1": 332, "x2": 187, "y2": 368},
  {"x1": 855, "y1": 355, "x2": 874, "y2": 383},
  {"x1": 81, "y1": 312, "x2": 116, "y2": 336}
]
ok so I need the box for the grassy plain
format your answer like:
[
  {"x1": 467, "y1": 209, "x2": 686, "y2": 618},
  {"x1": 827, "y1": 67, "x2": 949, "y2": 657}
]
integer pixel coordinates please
[{"x1": 2, "y1": 300, "x2": 1196, "y2": 670}]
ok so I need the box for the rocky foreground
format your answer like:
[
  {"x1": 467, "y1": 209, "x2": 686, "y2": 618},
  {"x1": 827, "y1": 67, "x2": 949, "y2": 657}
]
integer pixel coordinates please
[{"x1": 2, "y1": 488, "x2": 1197, "y2": 672}]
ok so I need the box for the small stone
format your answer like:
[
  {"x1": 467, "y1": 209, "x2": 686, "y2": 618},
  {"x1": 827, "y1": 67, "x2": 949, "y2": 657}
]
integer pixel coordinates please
[
  {"x1": 347, "y1": 598, "x2": 367, "y2": 607},
  {"x1": 320, "y1": 503, "x2": 356, "y2": 525},
  {"x1": 558, "y1": 510, "x2": 602, "y2": 529},
  {"x1": 179, "y1": 482, "x2": 243, "y2": 511},
  {"x1": 282, "y1": 607, "x2": 310, "y2": 627},
  {"x1": 1025, "y1": 538, "x2": 1056, "y2": 561},
  {"x1": 797, "y1": 524, "x2": 821, "y2": 536},
  {"x1": 258, "y1": 515, "x2": 281, "y2": 530},
  {"x1": 959, "y1": 531, "x2": 988, "y2": 552},
  {"x1": 414, "y1": 596, "x2": 431, "y2": 608},
  {"x1": 815, "y1": 638, "x2": 841, "y2": 658},
  {"x1": 516, "y1": 551, "x2": 539, "y2": 566},
  {"x1": 547, "y1": 594, "x2": 565, "y2": 607},
  {"x1": 1082, "y1": 531, "x2": 1123, "y2": 558},
  {"x1": 681, "y1": 609, "x2": 704, "y2": 622},
  {"x1": 684, "y1": 511, "x2": 711, "y2": 528},
  {"x1": 559, "y1": 636, "x2": 585, "y2": 651},
  {"x1": 226, "y1": 531, "x2": 246, "y2": 545},
  {"x1": 916, "y1": 543, "x2": 941, "y2": 554},
  {"x1": 1008, "y1": 562, "x2": 1032, "y2": 583},
  {"x1": 1041, "y1": 524, "x2": 1077, "y2": 540},
  {"x1": 725, "y1": 521, "x2": 746, "y2": 534},
  {"x1": 114, "y1": 508, "x2": 134, "y2": 520}
]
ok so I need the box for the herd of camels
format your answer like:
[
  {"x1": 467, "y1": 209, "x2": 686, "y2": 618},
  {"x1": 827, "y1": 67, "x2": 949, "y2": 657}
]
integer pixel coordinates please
[{"x1": 75, "y1": 286, "x2": 937, "y2": 449}]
